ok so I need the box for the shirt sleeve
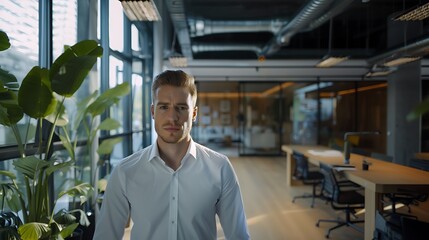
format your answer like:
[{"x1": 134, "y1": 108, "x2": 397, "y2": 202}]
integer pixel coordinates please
[
  {"x1": 93, "y1": 165, "x2": 130, "y2": 240},
  {"x1": 216, "y1": 159, "x2": 250, "y2": 240}
]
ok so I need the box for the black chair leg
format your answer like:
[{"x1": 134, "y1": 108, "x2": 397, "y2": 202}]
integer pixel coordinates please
[{"x1": 316, "y1": 210, "x2": 364, "y2": 238}]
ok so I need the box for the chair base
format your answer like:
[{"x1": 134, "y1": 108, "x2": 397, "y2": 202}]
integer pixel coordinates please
[
  {"x1": 292, "y1": 193, "x2": 325, "y2": 208},
  {"x1": 292, "y1": 183, "x2": 323, "y2": 208},
  {"x1": 316, "y1": 216, "x2": 364, "y2": 238}
]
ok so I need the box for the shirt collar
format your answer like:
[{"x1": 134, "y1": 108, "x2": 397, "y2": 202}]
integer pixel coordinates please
[{"x1": 148, "y1": 139, "x2": 197, "y2": 162}]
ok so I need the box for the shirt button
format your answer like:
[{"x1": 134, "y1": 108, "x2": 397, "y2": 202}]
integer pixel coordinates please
[
  {"x1": 172, "y1": 196, "x2": 176, "y2": 200},
  {"x1": 172, "y1": 221, "x2": 175, "y2": 224}
]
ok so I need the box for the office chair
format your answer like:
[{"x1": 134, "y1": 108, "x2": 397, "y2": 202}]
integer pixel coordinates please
[
  {"x1": 316, "y1": 162, "x2": 365, "y2": 238},
  {"x1": 409, "y1": 157, "x2": 429, "y2": 171},
  {"x1": 400, "y1": 216, "x2": 429, "y2": 240},
  {"x1": 291, "y1": 151, "x2": 324, "y2": 208}
]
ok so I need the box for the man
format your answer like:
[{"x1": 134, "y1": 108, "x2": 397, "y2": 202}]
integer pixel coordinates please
[{"x1": 93, "y1": 70, "x2": 250, "y2": 240}]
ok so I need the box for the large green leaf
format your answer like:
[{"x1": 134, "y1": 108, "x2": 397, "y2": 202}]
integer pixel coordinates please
[
  {"x1": 50, "y1": 40, "x2": 102, "y2": 97},
  {"x1": 0, "y1": 184, "x2": 22, "y2": 212},
  {"x1": 97, "y1": 118, "x2": 121, "y2": 131},
  {"x1": 58, "y1": 183, "x2": 93, "y2": 205},
  {"x1": 13, "y1": 156, "x2": 50, "y2": 180},
  {"x1": 18, "y1": 222, "x2": 50, "y2": 240},
  {"x1": 0, "y1": 91, "x2": 23, "y2": 126},
  {"x1": 0, "y1": 170, "x2": 16, "y2": 179},
  {"x1": 51, "y1": 55, "x2": 99, "y2": 97},
  {"x1": 97, "y1": 137, "x2": 123, "y2": 155},
  {"x1": 53, "y1": 209, "x2": 77, "y2": 224},
  {"x1": 0, "y1": 67, "x2": 19, "y2": 91},
  {"x1": 60, "y1": 222, "x2": 79, "y2": 239},
  {"x1": 18, "y1": 66, "x2": 57, "y2": 119},
  {"x1": 86, "y1": 82, "x2": 130, "y2": 117},
  {"x1": 68, "y1": 209, "x2": 90, "y2": 226},
  {"x1": 0, "y1": 30, "x2": 11, "y2": 51},
  {"x1": 45, "y1": 159, "x2": 75, "y2": 176}
]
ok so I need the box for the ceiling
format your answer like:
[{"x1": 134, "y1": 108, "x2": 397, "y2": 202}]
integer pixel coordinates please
[{"x1": 162, "y1": 0, "x2": 429, "y2": 81}]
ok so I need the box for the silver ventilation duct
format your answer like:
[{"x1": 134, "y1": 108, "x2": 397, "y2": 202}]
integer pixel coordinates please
[
  {"x1": 305, "y1": 0, "x2": 355, "y2": 32},
  {"x1": 368, "y1": 36, "x2": 429, "y2": 66},
  {"x1": 192, "y1": 43, "x2": 262, "y2": 54},
  {"x1": 166, "y1": 0, "x2": 355, "y2": 59},
  {"x1": 188, "y1": 19, "x2": 284, "y2": 37},
  {"x1": 260, "y1": 0, "x2": 336, "y2": 56},
  {"x1": 166, "y1": 0, "x2": 193, "y2": 59}
]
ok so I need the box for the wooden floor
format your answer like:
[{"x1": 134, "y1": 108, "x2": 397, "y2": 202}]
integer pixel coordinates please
[{"x1": 215, "y1": 156, "x2": 364, "y2": 240}]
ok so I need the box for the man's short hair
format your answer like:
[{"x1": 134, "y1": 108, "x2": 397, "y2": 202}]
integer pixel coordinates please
[{"x1": 152, "y1": 70, "x2": 197, "y2": 105}]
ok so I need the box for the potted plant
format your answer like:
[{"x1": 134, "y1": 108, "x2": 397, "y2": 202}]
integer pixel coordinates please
[
  {"x1": 0, "y1": 30, "x2": 104, "y2": 240},
  {"x1": 56, "y1": 76, "x2": 130, "y2": 239}
]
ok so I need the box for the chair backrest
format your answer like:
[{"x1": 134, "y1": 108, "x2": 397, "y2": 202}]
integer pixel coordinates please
[
  {"x1": 293, "y1": 151, "x2": 309, "y2": 179},
  {"x1": 319, "y1": 162, "x2": 336, "y2": 200},
  {"x1": 409, "y1": 158, "x2": 429, "y2": 171}
]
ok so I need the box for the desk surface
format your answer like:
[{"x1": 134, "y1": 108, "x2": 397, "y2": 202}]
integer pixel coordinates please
[{"x1": 282, "y1": 145, "x2": 429, "y2": 193}]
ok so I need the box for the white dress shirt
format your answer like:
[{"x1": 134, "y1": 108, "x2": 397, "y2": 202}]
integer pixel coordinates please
[{"x1": 93, "y1": 140, "x2": 250, "y2": 240}]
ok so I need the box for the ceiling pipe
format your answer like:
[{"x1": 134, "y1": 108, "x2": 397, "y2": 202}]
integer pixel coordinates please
[
  {"x1": 188, "y1": 19, "x2": 284, "y2": 37},
  {"x1": 368, "y1": 36, "x2": 429, "y2": 66},
  {"x1": 304, "y1": 0, "x2": 355, "y2": 32},
  {"x1": 260, "y1": 0, "x2": 336, "y2": 56},
  {"x1": 192, "y1": 43, "x2": 262, "y2": 54},
  {"x1": 165, "y1": 0, "x2": 193, "y2": 59}
]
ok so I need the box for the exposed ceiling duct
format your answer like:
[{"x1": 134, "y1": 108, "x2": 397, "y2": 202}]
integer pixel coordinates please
[
  {"x1": 166, "y1": 0, "x2": 193, "y2": 59},
  {"x1": 368, "y1": 36, "x2": 429, "y2": 66},
  {"x1": 304, "y1": 0, "x2": 355, "y2": 32},
  {"x1": 166, "y1": 0, "x2": 356, "y2": 59},
  {"x1": 188, "y1": 19, "x2": 284, "y2": 37},
  {"x1": 192, "y1": 43, "x2": 262, "y2": 53},
  {"x1": 259, "y1": 0, "x2": 356, "y2": 57}
]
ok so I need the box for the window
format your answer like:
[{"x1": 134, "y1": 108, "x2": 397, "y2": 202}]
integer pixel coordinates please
[{"x1": 0, "y1": 0, "x2": 39, "y2": 146}]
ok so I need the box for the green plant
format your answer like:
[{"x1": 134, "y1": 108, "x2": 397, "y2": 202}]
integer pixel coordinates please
[
  {"x1": 0, "y1": 30, "x2": 102, "y2": 239},
  {"x1": 407, "y1": 97, "x2": 429, "y2": 121},
  {"x1": 58, "y1": 82, "x2": 130, "y2": 208}
]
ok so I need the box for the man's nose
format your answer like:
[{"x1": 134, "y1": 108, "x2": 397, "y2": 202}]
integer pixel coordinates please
[{"x1": 165, "y1": 107, "x2": 180, "y2": 120}]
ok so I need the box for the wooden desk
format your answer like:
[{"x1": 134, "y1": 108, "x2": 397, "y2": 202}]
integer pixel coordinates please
[{"x1": 282, "y1": 145, "x2": 429, "y2": 240}]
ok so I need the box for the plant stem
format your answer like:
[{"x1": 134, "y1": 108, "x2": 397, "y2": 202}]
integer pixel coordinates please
[
  {"x1": 11, "y1": 124, "x2": 25, "y2": 158},
  {"x1": 45, "y1": 97, "x2": 66, "y2": 160}
]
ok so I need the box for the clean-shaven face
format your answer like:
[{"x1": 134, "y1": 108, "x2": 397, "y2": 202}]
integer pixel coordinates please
[{"x1": 151, "y1": 85, "x2": 197, "y2": 144}]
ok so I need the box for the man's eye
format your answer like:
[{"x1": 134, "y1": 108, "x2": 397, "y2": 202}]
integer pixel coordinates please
[
  {"x1": 176, "y1": 106, "x2": 189, "y2": 112},
  {"x1": 159, "y1": 105, "x2": 168, "y2": 110}
]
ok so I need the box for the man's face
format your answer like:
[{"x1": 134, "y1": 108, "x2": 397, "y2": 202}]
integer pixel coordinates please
[{"x1": 151, "y1": 85, "x2": 197, "y2": 144}]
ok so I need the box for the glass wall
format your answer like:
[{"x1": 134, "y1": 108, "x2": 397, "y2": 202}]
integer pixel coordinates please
[
  {"x1": 194, "y1": 80, "x2": 387, "y2": 157},
  {"x1": 238, "y1": 82, "x2": 283, "y2": 155}
]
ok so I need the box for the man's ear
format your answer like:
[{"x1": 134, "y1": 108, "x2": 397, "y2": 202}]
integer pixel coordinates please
[
  {"x1": 151, "y1": 104, "x2": 155, "y2": 119},
  {"x1": 192, "y1": 106, "x2": 198, "y2": 122}
]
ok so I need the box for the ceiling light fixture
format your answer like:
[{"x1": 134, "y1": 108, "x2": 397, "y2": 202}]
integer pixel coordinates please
[
  {"x1": 316, "y1": 18, "x2": 348, "y2": 68},
  {"x1": 365, "y1": 70, "x2": 393, "y2": 77},
  {"x1": 169, "y1": 31, "x2": 187, "y2": 67},
  {"x1": 383, "y1": 56, "x2": 421, "y2": 67},
  {"x1": 316, "y1": 56, "x2": 349, "y2": 68},
  {"x1": 393, "y1": 2, "x2": 429, "y2": 21},
  {"x1": 169, "y1": 54, "x2": 188, "y2": 67},
  {"x1": 365, "y1": 65, "x2": 394, "y2": 78},
  {"x1": 120, "y1": 0, "x2": 161, "y2": 21}
]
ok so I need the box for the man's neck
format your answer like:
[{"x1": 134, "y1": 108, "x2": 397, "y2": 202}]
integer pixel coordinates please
[{"x1": 157, "y1": 138, "x2": 191, "y2": 171}]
